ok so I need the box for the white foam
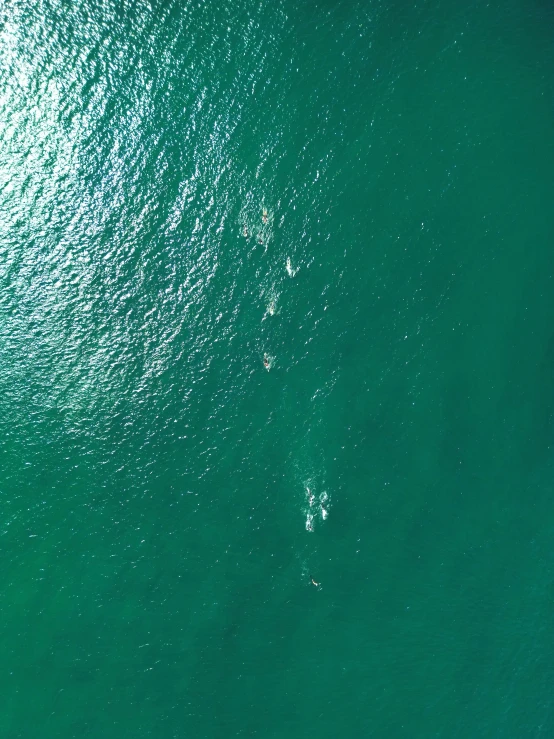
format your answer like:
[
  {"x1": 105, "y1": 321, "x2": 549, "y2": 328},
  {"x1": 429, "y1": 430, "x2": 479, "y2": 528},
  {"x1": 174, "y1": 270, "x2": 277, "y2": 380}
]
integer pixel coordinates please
[
  {"x1": 262, "y1": 289, "x2": 279, "y2": 321},
  {"x1": 286, "y1": 257, "x2": 298, "y2": 277}
]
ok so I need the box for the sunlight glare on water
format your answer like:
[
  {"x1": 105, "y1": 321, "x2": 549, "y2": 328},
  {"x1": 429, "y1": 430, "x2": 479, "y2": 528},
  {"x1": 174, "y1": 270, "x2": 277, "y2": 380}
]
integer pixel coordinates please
[{"x1": 2, "y1": 0, "x2": 554, "y2": 736}]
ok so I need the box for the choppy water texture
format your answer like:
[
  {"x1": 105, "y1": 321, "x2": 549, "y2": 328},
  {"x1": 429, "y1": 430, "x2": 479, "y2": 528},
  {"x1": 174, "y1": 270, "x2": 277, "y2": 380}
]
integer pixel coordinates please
[{"x1": 2, "y1": 0, "x2": 554, "y2": 736}]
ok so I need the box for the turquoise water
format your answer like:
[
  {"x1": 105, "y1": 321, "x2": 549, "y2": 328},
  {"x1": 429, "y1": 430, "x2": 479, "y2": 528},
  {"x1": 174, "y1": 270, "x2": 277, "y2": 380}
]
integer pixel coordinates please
[{"x1": 2, "y1": 0, "x2": 554, "y2": 736}]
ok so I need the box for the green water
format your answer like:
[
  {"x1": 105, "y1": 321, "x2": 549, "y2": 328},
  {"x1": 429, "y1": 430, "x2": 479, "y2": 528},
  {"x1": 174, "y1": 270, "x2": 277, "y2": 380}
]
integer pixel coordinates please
[{"x1": 2, "y1": 0, "x2": 554, "y2": 736}]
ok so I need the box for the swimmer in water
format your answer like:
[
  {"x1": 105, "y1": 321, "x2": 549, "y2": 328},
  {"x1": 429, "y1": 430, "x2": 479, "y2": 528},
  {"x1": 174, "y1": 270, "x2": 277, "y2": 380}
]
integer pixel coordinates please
[
  {"x1": 306, "y1": 487, "x2": 315, "y2": 507},
  {"x1": 310, "y1": 576, "x2": 319, "y2": 587},
  {"x1": 243, "y1": 225, "x2": 248, "y2": 237},
  {"x1": 258, "y1": 234, "x2": 264, "y2": 245},
  {"x1": 263, "y1": 353, "x2": 270, "y2": 369},
  {"x1": 262, "y1": 208, "x2": 268, "y2": 224}
]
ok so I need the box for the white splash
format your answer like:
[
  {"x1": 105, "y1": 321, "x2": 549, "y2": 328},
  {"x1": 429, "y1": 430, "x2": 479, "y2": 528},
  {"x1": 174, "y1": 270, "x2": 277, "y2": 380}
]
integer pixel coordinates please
[
  {"x1": 262, "y1": 287, "x2": 279, "y2": 320},
  {"x1": 286, "y1": 256, "x2": 298, "y2": 277},
  {"x1": 319, "y1": 491, "x2": 329, "y2": 521},
  {"x1": 303, "y1": 486, "x2": 330, "y2": 531}
]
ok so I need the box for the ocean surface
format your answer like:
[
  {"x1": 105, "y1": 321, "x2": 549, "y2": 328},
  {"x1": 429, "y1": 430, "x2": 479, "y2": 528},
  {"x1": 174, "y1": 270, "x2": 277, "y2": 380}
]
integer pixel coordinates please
[{"x1": 1, "y1": 0, "x2": 554, "y2": 736}]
